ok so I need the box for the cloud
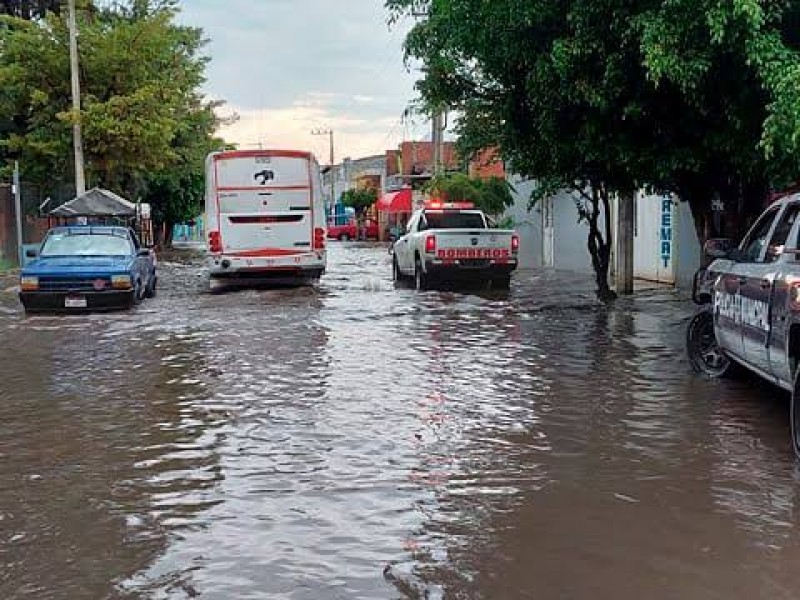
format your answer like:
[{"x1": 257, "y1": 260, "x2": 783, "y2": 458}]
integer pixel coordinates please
[
  {"x1": 178, "y1": 0, "x2": 426, "y2": 158},
  {"x1": 216, "y1": 100, "x2": 406, "y2": 162}
]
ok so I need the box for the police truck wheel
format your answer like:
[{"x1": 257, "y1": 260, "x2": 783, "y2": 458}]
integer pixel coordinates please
[
  {"x1": 686, "y1": 309, "x2": 732, "y2": 378},
  {"x1": 791, "y1": 372, "x2": 800, "y2": 460},
  {"x1": 414, "y1": 258, "x2": 429, "y2": 291}
]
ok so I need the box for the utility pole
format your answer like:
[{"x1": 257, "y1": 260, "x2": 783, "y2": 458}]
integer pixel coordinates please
[
  {"x1": 431, "y1": 110, "x2": 444, "y2": 176},
  {"x1": 12, "y1": 162, "x2": 23, "y2": 266},
  {"x1": 312, "y1": 128, "x2": 335, "y2": 208},
  {"x1": 615, "y1": 192, "x2": 635, "y2": 295},
  {"x1": 68, "y1": 0, "x2": 86, "y2": 197}
]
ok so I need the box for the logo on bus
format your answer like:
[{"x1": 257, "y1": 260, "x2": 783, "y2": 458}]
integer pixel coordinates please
[{"x1": 254, "y1": 169, "x2": 275, "y2": 185}]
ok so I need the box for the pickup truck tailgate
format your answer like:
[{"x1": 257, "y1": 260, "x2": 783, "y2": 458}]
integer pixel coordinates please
[{"x1": 431, "y1": 229, "x2": 515, "y2": 259}]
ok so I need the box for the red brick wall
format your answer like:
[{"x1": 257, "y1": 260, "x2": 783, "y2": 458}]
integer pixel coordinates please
[
  {"x1": 469, "y1": 148, "x2": 505, "y2": 179},
  {"x1": 399, "y1": 141, "x2": 459, "y2": 176},
  {"x1": 386, "y1": 150, "x2": 401, "y2": 177}
]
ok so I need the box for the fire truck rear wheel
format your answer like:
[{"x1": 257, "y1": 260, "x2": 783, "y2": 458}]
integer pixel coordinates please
[
  {"x1": 491, "y1": 275, "x2": 511, "y2": 290},
  {"x1": 415, "y1": 257, "x2": 430, "y2": 291}
]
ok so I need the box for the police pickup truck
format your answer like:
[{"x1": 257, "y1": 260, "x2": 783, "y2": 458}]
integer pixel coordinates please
[
  {"x1": 687, "y1": 194, "x2": 800, "y2": 457},
  {"x1": 391, "y1": 202, "x2": 519, "y2": 290}
]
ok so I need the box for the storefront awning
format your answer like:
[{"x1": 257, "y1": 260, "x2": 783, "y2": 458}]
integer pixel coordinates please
[{"x1": 377, "y1": 189, "x2": 412, "y2": 214}]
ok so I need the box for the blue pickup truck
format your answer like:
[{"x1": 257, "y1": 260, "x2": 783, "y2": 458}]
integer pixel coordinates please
[{"x1": 19, "y1": 226, "x2": 157, "y2": 312}]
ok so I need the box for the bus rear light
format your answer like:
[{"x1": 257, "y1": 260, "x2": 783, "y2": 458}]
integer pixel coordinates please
[
  {"x1": 511, "y1": 234, "x2": 520, "y2": 254},
  {"x1": 313, "y1": 227, "x2": 326, "y2": 250},
  {"x1": 208, "y1": 231, "x2": 222, "y2": 254},
  {"x1": 425, "y1": 235, "x2": 436, "y2": 254}
]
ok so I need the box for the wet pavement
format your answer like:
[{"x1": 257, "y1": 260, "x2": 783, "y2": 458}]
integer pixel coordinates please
[{"x1": 1, "y1": 243, "x2": 800, "y2": 599}]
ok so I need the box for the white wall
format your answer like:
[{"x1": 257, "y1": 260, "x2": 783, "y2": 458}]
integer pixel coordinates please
[
  {"x1": 507, "y1": 176, "x2": 703, "y2": 289},
  {"x1": 505, "y1": 177, "x2": 543, "y2": 269}
]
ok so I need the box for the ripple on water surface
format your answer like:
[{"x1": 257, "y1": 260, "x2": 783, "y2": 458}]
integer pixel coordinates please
[{"x1": 2, "y1": 245, "x2": 800, "y2": 599}]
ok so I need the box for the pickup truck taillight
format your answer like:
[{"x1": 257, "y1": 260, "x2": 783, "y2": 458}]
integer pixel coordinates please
[
  {"x1": 314, "y1": 227, "x2": 326, "y2": 250},
  {"x1": 208, "y1": 230, "x2": 222, "y2": 254},
  {"x1": 425, "y1": 235, "x2": 436, "y2": 254},
  {"x1": 511, "y1": 234, "x2": 520, "y2": 254}
]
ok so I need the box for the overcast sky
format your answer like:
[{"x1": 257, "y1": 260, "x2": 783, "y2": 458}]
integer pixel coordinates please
[{"x1": 177, "y1": 0, "x2": 427, "y2": 163}]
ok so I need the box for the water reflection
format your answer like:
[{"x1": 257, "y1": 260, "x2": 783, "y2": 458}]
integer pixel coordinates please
[
  {"x1": 0, "y1": 314, "x2": 218, "y2": 599},
  {"x1": 4, "y1": 248, "x2": 800, "y2": 599}
]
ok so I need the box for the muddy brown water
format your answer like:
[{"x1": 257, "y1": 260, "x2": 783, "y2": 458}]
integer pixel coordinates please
[{"x1": 1, "y1": 244, "x2": 800, "y2": 599}]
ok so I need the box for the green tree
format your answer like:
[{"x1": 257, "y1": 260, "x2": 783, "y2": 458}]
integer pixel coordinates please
[
  {"x1": 387, "y1": 0, "x2": 800, "y2": 301},
  {"x1": 342, "y1": 187, "x2": 378, "y2": 217},
  {"x1": 426, "y1": 173, "x2": 513, "y2": 216},
  {"x1": 0, "y1": 0, "x2": 223, "y2": 246}
]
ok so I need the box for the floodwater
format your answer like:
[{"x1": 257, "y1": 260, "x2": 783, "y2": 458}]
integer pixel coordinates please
[{"x1": 1, "y1": 244, "x2": 800, "y2": 599}]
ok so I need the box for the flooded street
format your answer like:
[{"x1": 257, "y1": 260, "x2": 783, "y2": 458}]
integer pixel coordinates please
[{"x1": 2, "y1": 243, "x2": 800, "y2": 599}]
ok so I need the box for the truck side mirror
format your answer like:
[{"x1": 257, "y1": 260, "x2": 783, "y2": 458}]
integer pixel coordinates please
[{"x1": 704, "y1": 238, "x2": 734, "y2": 260}]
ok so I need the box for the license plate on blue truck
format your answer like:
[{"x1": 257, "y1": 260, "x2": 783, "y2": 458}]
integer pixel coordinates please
[{"x1": 65, "y1": 296, "x2": 87, "y2": 308}]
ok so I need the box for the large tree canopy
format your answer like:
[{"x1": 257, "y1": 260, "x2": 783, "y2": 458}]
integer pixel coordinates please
[
  {"x1": 387, "y1": 0, "x2": 800, "y2": 298},
  {"x1": 0, "y1": 0, "x2": 223, "y2": 244}
]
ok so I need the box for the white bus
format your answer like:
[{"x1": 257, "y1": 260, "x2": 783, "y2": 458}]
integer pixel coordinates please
[{"x1": 205, "y1": 149, "x2": 327, "y2": 290}]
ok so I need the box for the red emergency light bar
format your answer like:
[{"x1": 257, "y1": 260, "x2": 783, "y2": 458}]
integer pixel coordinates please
[{"x1": 424, "y1": 201, "x2": 475, "y2": 210}]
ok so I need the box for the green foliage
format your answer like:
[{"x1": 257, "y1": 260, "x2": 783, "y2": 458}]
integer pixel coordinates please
[
  {"x1": 341, "y1": 187, "x2": 378, "y2": 214},
  {"x1": 0, "y1": 0, "x2": 222, "y2": 243},
  {"x1": 387, "y1": 0, "x2": 800, "y2": 298},
  {"x1": 426, "y1": 173, "x2": 513, "y2": 215}
]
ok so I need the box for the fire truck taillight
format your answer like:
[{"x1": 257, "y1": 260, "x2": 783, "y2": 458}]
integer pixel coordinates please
[
  {"x1": 511, "y1": 234, "x2": 520, "y2": 254},
  {"x1": 208, "y1": 231, "x2": 222, "y2": 253},
  {"x1": 425, "y1": 235, "x2": 436, "y2": 254}
]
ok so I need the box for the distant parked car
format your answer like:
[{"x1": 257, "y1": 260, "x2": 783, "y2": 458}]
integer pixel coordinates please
[
  {"x1": 19, "y1": 226, "x2": 156, "y2": 312},
  {"x1": 328, "y1": 219, "x2": 358, "y2": 241}
]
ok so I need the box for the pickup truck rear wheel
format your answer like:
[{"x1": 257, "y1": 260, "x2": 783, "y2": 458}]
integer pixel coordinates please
[
  {"x1": 339, "y1": 233, "x2": 350, "y2": 241},
  {"x1": 392, "y1": 256, "x2": 403, "y2": 282},
  {"x1": 491, "y1": 275, "x2": 511, "y2": 290},
  {"x1": 132, "y1": 280, "x2": 143, "y2": 305},
  {"x1": 144, "y1": 272, "x2": 157, "y2": 298},
  {"x1": 686, "y1": 309, "x2": 732, "y2": 378},
  {"x1": 414, "y1": 257, "x2": 430, "y2": 291}
]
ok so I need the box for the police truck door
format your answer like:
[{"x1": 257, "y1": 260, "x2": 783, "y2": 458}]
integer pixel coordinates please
[
  {"x1": 740, "y1": 204, "x2": 799, "y2": 374},
  {"x1": 731, "y1": 206, "x2": 782, "y2": 373}
]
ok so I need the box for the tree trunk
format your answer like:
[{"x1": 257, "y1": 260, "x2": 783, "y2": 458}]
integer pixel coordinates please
[{"x1": 582, "y1": 184, "x2": 617, "y2": 303}]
